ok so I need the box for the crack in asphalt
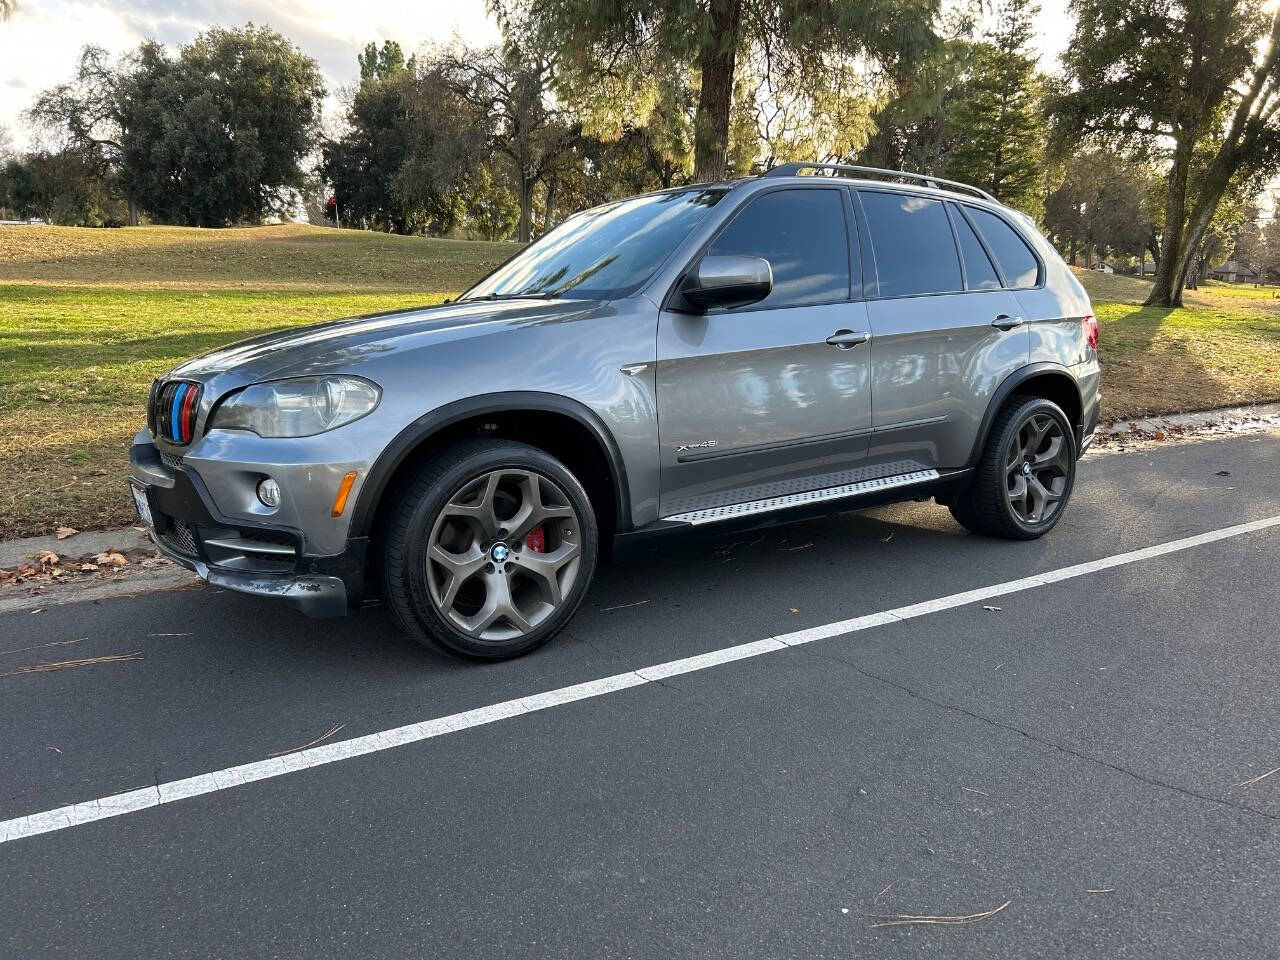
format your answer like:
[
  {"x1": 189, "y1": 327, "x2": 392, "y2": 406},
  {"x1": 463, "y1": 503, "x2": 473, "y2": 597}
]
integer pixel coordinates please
[{"x1": 803, "y1": 645, "x2": 1280, "y2": 825}]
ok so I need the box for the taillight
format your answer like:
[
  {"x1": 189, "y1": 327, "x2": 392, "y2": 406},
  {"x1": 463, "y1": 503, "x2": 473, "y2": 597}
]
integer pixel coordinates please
[{"x1": 1084, "y1": 314, "x2": 1098, "y2": 350}]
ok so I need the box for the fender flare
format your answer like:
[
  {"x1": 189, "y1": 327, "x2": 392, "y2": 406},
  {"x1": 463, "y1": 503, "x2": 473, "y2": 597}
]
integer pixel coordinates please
[
  {"x1": 347, "y1": 391, "x2": 632, "y2": 540},
  {"x1": 966, "y1": 362, "x2": 1084, "y2": 468}
]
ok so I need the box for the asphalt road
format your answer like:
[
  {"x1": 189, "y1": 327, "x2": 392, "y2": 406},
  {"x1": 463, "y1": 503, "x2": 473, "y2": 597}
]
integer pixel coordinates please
[{"x1": 3, "y1": 433, "x2": 1279, "y2": 959}]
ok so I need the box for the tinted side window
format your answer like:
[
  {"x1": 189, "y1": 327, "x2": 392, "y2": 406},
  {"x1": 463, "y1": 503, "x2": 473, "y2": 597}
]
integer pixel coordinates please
[
  {"x1": 860, "y1": 191, "x2": 962, "y2": 297},
  {"x1": 706, "y1": 188, "x2": 850, "y2": 308},
  {"x1": 950, "y1": 206, "x2": 1001, "y2": 290},
  {"x1": 966, "y1": 207, "x2": 1040, "y2": 288}
]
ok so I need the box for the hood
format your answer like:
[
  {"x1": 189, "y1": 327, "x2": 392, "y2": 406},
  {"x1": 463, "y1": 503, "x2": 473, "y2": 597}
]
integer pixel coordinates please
[{"x1": 168, "y1": 296, "x2": 600, "y2": 386}]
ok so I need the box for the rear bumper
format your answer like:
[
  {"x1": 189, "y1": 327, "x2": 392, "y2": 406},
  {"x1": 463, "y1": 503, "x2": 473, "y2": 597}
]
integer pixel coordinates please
[{"x1": 129, "y1": 437, "x2": 366, "y2": 618}]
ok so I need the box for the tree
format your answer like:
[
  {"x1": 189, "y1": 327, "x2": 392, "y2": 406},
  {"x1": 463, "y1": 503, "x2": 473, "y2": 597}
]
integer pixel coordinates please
[
  {"x1": 0, "y1": 0, "x2": 17, "y2": 22},
  {"x1": 1043, "y1": 149, "x2": 1150, "y2": 266},
  {"x1": 944, "y1": 0, "x2": 1046, "y2": 213},
  {"x1": 1054, "y1": 0, "x2": 1280, "y2": 307},
  {"x1": 323, "y1": 42, "x2": 490, "y2": 235},
  {"x1": 322, "y1": 42, "x2": 421, "y2": 233},
  {"x1": 1263, "y1": 216, "x2": 1280, "y2": 281},
  {"x1": 462, "y1": 166, "x2": 522, "y2": 240},
  {"x1": 856, "y1": 28, "x2": 975, "y2": 175},
  {"x1": 497, "y1": 0, "x2": 941, "y2": 182},
  {"x1": 31, "y1": 27, "x2": 324, "y2": 227},
  {"x1": 27, "y1": 45, "x2": 136, "y2": 221},
  {"x1": 123, "y1": 26, "x2": 324, "y2": 226},
  {"x1": 0, "y1": 148, "x2": 127, "y2": 225},
  {"x1": 438, "y1": 42, "x2": 580, "y2": 242}
]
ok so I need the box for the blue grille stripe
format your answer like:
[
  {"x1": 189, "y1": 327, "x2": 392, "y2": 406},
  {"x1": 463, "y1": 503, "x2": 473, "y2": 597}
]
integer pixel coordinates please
[{"x1": 170, "y1": 383, "x2": 188, "y2": 442}]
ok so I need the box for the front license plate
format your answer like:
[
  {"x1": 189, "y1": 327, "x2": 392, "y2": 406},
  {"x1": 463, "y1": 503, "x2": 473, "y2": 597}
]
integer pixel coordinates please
[{"x1": 130, "y1": 483, "x2": 154, "y2": 530}]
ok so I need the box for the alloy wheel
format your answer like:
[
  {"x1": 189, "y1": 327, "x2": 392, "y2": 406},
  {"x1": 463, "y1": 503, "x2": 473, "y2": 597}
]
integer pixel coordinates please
[
  {"x1": 425, "y1": 468, "x2": 583, "y2": 642},
  {"x1": 1004, "y1": 412, "x2": 1071, "y2": 526}
]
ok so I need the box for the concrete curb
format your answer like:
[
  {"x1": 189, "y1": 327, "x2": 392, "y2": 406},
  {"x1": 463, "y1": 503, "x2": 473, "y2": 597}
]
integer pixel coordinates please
[
  {"x1": 0, "y1": 526, "x2": 200, "y2": 614},
  {"x1": 1096, "y1": 401, "x2": 1280, "y2": 438},
  {"x1": 0, "y1": 525, "x2": 155, "y2": 569}
]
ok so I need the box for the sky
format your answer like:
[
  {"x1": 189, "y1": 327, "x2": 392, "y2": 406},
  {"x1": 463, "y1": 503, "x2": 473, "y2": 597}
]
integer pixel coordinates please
[{"x1": 0, "y1": 0, "x2": 1076, "y2": 152}]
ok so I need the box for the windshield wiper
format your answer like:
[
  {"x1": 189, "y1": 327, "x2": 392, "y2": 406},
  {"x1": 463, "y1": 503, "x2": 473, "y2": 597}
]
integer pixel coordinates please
[{"x1": 463, "y1": 292, "x2": 563, "y2": 302}]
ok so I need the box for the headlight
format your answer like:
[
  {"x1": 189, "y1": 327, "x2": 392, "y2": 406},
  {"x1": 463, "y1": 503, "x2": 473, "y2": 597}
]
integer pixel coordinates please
[{"x1": 209, "y1": 376, "x2": 381, "y2": 438}]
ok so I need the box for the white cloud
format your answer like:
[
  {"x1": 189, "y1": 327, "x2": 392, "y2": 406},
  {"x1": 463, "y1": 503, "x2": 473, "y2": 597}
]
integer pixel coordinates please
[{"x1": 0, "y1": 0, "x2": 501, "y2": 149}]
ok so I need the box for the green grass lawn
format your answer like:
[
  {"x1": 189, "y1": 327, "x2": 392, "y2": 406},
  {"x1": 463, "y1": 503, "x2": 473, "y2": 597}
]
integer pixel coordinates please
[
  {"x1": 1, "y1": 222, "x2": 1278, "y2": 539},
  {"x1": 1078, "y1": 269, "x2": 1280, "y2": 418}
]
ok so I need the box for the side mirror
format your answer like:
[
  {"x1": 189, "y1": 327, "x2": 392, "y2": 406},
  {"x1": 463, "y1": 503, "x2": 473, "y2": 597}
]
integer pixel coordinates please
[{"x1": 681, "y1": 255, "x2": 772, "y2": 312}]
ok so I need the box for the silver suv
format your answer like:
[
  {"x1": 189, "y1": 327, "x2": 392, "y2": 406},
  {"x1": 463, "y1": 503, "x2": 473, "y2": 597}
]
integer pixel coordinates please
[{"x1": 130, "y1": 163, "x2": 1100, "y2": 660}]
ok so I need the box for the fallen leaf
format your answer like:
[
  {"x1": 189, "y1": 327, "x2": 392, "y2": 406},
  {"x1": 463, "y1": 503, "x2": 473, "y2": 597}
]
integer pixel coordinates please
[
  {"x1": 37, "y1": 550, "x2": 60, "y2": 568},
  {"x1": 1153, "y1": 431, "x2": 1166, "y2": 441},
  {"x1": 79, "y1": 563, "x2": 99, "y2": 572},
  {"x1": 1216, "y1": 470, "x2": 1231, "y2": 476},
  {"x1": 54, "y1": 526, "x2": 77, "y2": 540},
  {"x1": 94, "y1": 552, "x2": 128, "y2": 568}
]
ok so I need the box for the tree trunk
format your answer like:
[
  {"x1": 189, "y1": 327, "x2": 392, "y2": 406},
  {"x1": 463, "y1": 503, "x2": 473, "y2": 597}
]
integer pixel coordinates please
[
  {"x1": 1146, "y1": 230, "x2": 1161, "y2": 276},
  {"x1": 1145, "y1": 135, "x2": 1194, "y2": 307},
  {"x1": 518, "y1": 175, "x2": 534, "y2": 244},
  {"x1": 692, "y1": 0, "x2": 742, "y2": 183},
  {"x1": 128, "y1": 199, "x2": 139, "y2": 227},
  {"x1": 1157, "y1": 152, "x2": 1237, "y2": 306},
  {"x1": 543, "y1": 177, "x2": 557, "y2": 233}
]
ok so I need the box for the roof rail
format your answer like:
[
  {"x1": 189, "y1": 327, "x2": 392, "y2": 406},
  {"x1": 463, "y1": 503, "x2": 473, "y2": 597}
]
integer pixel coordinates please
[{"x1": 763, "y1": 162, "x2": 999, "y2": 204}]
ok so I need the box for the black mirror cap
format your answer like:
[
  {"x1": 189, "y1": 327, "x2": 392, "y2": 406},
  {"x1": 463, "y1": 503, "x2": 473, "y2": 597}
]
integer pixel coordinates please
[{"x1": 681, "y1": 255, "x2": 773, "y2": 312}]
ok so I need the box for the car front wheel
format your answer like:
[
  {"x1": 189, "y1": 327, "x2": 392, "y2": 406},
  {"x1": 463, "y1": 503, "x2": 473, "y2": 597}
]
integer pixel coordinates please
[{"x1": 383, "y1": 439, "x2": 598, "y2": 660}]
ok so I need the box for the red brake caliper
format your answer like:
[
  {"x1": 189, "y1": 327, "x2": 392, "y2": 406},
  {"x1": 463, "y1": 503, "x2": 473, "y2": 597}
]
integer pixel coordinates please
[{"x1": 525, "y1": 525, "x2": 546, "y2": 553}]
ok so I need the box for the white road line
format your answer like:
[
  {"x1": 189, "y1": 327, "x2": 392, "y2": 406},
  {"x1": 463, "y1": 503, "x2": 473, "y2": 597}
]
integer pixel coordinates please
[{"x1": 3, "y1": 513, "x2": 1279, "y2": 847}]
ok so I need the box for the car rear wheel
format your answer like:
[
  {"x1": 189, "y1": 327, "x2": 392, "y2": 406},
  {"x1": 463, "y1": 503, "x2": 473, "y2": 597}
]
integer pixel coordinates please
[
  {"x1": 949, "y1": 395, "x2": 1077, "y2": 540},
  {"x1": 383, "y1": 439, "x2": 598, "y2": 660}
]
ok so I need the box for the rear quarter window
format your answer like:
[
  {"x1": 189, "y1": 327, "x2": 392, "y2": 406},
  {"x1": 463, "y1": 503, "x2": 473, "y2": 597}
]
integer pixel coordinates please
[{"x1": 964, "y1": 207, "x2": 1041, "y2": 288}]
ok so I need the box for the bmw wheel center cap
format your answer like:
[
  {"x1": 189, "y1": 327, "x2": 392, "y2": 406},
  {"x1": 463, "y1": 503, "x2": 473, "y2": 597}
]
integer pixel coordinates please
[{"x1": 491, "y1": 542, "x2": 510, "y2": 562}]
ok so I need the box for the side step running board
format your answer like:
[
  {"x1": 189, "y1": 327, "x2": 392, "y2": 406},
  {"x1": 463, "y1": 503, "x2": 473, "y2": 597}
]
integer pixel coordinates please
[{"x1": 664, "y1": 469, "x2": 942, "y2": 526}]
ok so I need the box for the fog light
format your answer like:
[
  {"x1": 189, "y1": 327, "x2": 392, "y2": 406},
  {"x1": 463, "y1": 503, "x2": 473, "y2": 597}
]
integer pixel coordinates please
[{"x1": 257, "y1": 477, "x2": 281, "y2": 508}]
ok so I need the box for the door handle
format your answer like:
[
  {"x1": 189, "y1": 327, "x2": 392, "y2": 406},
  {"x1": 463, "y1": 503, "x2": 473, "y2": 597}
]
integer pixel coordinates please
[
  {"x1": 992, "y1": 314, "x2": 1025, "y2": 331},
  {"x1": 825, "y1": 329, "x2": 870, "y2": 349}
]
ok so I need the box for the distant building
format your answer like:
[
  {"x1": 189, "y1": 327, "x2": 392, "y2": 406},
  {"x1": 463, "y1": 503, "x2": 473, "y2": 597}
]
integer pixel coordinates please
[
  {"x1": 1208, "y1": 261, "x2": 1260, "y2": 283},
  {"x1": 1090, "y1": 261, "x2": 1115, "y2": 274}
]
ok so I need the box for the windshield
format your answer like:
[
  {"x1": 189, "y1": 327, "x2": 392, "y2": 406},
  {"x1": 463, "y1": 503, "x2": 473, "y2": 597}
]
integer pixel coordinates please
[{"x1": 463, "y1": 188, "x2": 730, "y2": 301}]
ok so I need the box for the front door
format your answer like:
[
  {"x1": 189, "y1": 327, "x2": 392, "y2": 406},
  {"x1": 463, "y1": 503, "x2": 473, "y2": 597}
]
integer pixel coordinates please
[{"x1": 656, "y1": 187, "x2": 874, "y2": 518}]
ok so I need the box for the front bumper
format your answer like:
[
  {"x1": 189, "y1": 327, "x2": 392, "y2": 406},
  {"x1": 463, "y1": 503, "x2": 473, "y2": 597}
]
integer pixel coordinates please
[{"x1": 129, "y1": 438, "x2": 367, "y2": 618}]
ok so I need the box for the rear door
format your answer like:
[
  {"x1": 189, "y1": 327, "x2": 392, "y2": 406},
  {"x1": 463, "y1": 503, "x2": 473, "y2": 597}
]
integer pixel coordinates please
[
  {"x1": 857, "y1": 189, "x2": 1030, "y2": 471},
  {"x1": 656, "y1": 186, "x2": 873, "y2": 517}
]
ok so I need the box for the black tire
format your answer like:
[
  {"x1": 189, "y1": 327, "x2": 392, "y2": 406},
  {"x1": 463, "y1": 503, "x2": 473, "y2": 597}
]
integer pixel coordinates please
[
  {"x1": 949, "y1": 395, "x2": 1077, "y2": 540},
  {"x1": 382, "y1": 438, "x2": 598, "y2": 660}
]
